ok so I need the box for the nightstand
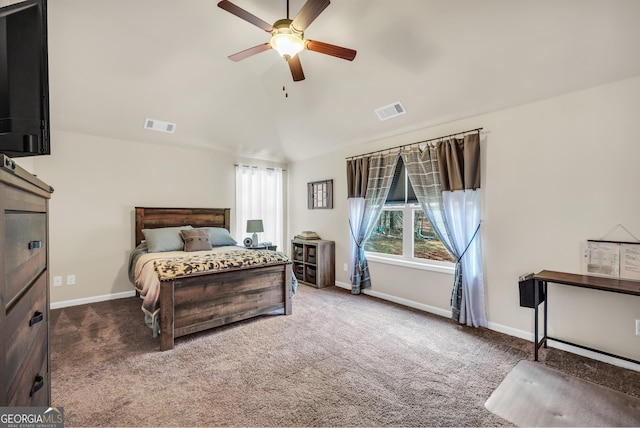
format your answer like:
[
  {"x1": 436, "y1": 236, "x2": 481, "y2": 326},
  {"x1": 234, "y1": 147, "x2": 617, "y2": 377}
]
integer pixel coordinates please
[{"x1": 246, "y1": 245, "x2": 277, "y2": 251}]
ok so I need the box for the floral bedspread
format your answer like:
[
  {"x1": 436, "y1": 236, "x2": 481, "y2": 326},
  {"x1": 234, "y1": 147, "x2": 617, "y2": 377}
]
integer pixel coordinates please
[{"x1": 154, "y1": 248, "x2": 291, "y2": 280}]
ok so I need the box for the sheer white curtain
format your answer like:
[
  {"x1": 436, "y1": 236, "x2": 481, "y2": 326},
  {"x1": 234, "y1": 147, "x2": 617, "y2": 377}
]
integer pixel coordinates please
[
  {"x1": 436, "y1": 133, "x2": 486, "y2": 327},
  {"x1": 348, "y1": 197, "x2": 365, "y2": 286},
  {"x1": 402, "y1": 133, "x2": 486, "y2": 327},
  {"x1": 347, "y1": 153, "x2": 397, "y2": 294},
  {"x1": 443, "y1": 189, "x2": 486, "y2": 327},
  {"x1": 235, "y1": 165, "x2": 283, "y2": 249}
]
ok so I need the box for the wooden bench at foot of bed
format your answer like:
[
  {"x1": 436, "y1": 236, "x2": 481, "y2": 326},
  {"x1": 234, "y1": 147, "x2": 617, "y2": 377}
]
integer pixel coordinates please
[{"x1": 160, "y1": 262, "x2": 292, "y2": 351}]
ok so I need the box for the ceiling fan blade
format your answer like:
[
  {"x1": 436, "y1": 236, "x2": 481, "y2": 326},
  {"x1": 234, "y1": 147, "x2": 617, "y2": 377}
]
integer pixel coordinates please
[
  {"x1": 291, "y1": 0, "x2": 330, "y2": 32},
  {"x1": 288, "y1": 55, "x2": 305, "y2": 82},
  {"x1": 228, "y1": 43, "x2": 272, "y2": 62},
  {"x1": 217, "y1": 0, "x2": 273, "y2": 32},
  {"x1": 306, "y1": 40, "x2": 357, "y2": 61}
]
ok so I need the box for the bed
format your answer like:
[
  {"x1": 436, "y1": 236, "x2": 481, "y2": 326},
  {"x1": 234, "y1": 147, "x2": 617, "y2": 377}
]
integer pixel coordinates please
[{"x1": 129, "y1": 207, "x2": 294, "y2": 351}]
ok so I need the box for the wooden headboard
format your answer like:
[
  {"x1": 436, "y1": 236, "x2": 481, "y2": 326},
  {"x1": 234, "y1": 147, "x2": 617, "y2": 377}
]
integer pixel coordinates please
[{"x1": 135, "y1": 207, "x2": 231, "y2": 246}]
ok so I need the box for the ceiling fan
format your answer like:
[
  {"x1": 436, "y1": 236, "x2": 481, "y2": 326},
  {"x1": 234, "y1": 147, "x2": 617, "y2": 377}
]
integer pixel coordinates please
[{"x1": 217, "y1": 0, "x2": 357, "y2": 82}]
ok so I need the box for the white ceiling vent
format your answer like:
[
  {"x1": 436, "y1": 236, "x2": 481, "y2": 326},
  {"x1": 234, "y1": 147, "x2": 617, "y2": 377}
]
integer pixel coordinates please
[
  {"x1": 144, "y1": 118, "x2": 176, "y2": 134},
  {"x1": 374, "y1": 102, "x2": 406, "y2": 121}
]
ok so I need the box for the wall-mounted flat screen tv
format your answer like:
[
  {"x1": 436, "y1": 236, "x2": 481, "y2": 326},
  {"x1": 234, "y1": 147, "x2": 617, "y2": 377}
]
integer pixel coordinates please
[{"x1": 0, "y1": 0, "x2": 49, "y2": 157}]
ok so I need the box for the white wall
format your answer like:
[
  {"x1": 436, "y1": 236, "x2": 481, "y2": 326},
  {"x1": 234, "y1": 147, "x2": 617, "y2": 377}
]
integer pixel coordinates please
[{"x1": 288, "y1": 76, "x2": 640, "y2": 363}]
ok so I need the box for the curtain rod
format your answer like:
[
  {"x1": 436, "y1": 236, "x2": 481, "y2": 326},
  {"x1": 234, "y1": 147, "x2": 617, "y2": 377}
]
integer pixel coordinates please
[
  {"x1": 234, "y1": 164, "x2": 287, "y2": 172},
  {"x1": 345, "y1": 127, "x2": 483, "y2": 160}
]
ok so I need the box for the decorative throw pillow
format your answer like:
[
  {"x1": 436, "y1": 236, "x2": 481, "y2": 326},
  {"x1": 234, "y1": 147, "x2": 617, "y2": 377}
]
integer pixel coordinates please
[
  {"x1": 207, "y1": 227, "x2": 238, "y2": 247},
  {"x1": 181, "y1": 228, "x2": 213, "y2": 252},
  {"x1": 142, "y1": 226, "x2": 193, "y2": 253}
]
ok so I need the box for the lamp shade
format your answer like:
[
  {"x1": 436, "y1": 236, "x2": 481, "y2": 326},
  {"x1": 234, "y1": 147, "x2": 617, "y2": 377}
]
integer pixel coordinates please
[{"x1": 246, "y1": 219, "x2": 264, "y2": 233}]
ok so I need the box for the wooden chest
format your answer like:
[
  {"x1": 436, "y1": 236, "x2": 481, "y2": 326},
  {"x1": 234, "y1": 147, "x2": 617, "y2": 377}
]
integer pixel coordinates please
[{"x1": 0, "y1": 154, "x2": 53, "y2": 406}]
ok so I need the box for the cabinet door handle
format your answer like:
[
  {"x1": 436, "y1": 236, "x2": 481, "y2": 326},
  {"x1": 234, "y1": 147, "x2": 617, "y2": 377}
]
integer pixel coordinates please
[
  {"x1": 29, "y1": 311, "x2": 44, "y2": 326},
  {"x1": 28, "y1": 240, "x2": 43, "y2": 250},
  {"x1": 30, "y1": 375, "x2": 44, "y2": 397}
]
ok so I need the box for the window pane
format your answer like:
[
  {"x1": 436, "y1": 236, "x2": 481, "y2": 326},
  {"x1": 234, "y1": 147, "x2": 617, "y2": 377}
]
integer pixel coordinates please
[
  {"x1": 386, "y1": 157, "x2": 417, "y2": 205},
  {"x1": 413, "y1": 210, "x2": 455, "y2": 262},
  {"x1": 364, "y1": 210, "x2": 403, "y2": 255}
]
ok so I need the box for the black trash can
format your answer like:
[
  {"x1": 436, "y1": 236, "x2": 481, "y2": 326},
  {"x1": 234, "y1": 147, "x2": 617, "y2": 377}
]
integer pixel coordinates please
[{"x1": 519, "y1": 276, "x2": 545, "y2": 308}]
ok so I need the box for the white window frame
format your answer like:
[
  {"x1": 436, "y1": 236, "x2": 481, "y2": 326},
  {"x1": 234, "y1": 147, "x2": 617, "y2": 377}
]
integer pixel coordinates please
[{"x1": 365, "y1": 204, "x2": 455, "y2": 275}]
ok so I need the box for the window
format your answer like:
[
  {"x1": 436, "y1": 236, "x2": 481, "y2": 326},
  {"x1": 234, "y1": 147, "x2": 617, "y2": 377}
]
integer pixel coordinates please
[
  {"x1": 364, "y1": 157, "x2": 455, "y2": 265},
  {"x1": 235, "y1": 165, "x2": 283, "y2": 250}
]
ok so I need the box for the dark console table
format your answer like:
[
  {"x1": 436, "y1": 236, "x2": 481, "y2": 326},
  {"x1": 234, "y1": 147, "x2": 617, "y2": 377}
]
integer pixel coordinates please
[{"x1": 533, "y1": 270, "x2": 640, "y2": 365}]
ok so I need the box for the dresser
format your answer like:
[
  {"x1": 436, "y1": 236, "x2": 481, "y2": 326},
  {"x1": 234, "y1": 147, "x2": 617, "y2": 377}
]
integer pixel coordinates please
[
  {"x1": 291, "y1": 239, "x2": 335, "y2": 288},
  {"x1": 0, "y1": 154, "x2": 53, "y2": 406}
]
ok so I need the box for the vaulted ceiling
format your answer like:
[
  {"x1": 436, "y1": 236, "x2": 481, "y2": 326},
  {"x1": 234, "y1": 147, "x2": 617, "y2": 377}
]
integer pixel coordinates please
[{"x1": 47, "y1": 0, "x2": 640, "y2": 162}]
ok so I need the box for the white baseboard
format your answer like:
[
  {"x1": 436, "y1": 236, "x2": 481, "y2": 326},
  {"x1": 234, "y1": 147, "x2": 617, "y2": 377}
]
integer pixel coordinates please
[
  {"x1": 334, "y1": 281, "x2": 639, "y2": 372},
  {"x1": 50, "y1": 290, "x2": 137, "y2": 310},
  {"x1": 334, "y1": 281, "x2": 351, "y2": 291},
  {"x1": 335, "y1": 280, "x2": 452, "y2": 318},
  {"x1": 544, "y1": 341, "x2": 640, "y2": 371}
]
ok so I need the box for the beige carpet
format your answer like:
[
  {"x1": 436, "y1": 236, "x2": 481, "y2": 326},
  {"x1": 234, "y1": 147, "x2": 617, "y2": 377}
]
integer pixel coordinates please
[
  {"x1": 50, "y1": 285, "x2": 640, "y2": 427},
  {"x1": 485, "y1": 360, "x2": 640, "y2": 427}
]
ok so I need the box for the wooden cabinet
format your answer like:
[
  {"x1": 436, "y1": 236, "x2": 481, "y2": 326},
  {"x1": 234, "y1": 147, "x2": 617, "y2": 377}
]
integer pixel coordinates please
[
  {"x1": 0, "y1": 154, "x2": 53, "y2": 406},
  {"x1": 291, "y1": 239, "x2": 334, "y2": 288}
]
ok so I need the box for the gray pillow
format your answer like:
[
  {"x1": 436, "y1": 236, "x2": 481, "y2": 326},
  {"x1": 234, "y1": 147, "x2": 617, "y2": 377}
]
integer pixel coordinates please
[
  {"x1": 207, "y1": 227, "x2": 237, "y2": 247},
  {"x1": 142, "y1": 226, "x2": 193, "y2": 253}
]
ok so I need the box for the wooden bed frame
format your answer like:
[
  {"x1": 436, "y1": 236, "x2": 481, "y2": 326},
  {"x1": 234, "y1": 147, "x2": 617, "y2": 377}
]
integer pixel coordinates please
[{"x1": 135, "y1": 207, "x2": 292, "y2": 351}]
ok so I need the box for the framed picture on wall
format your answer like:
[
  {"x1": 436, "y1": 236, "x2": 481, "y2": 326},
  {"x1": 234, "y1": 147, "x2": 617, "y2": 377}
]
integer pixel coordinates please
[{"x1": 308, "y1": 179, "x2": 333, "y2": 209}]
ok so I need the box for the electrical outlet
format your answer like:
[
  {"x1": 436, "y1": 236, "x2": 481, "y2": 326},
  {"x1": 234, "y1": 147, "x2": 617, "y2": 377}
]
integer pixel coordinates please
[
  {"x1": 53, "y1": 276, "x2": 62, "y2": 287},
  {"x1": 343, "y1": 263, "x2": 348, "y2": 272},
  {"x1": 636, "y1": 319, "x2": 640, "y2": 336},
  {"x1": 67, "y1": 274, "x2": 76, "y2": 285}
]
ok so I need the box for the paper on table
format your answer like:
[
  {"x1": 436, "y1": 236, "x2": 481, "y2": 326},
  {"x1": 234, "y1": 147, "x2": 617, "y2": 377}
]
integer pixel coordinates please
[
  {"x1": 582, "y1": 241, "x2": 619, "y2": 277},
  {"x1": 620, "y1": 243, "x2": 640, "y2": 281}
]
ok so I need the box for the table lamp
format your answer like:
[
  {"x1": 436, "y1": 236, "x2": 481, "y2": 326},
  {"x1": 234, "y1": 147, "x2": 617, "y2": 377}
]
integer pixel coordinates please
[{"x1": 246, "y1": 219, "x2": 264, "y2": 247}]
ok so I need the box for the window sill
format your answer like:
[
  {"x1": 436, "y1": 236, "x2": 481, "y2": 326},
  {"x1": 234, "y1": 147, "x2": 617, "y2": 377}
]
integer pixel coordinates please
[{"x1": 365, "y1": 253, "x2": 455, "y2": 275}]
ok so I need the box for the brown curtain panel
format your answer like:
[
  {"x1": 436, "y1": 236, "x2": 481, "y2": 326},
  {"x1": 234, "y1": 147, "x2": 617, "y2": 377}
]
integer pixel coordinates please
[
  {"x1": 436, "y1": 133, "x2": 481, "y2": 191},
  {"x1": 346, "y1": 157, "x2": 369, "y2": 198}
]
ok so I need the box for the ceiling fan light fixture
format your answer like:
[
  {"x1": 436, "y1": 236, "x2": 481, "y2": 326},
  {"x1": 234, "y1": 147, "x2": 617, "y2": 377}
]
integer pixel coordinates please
[
  {"x1": 270, "y1": 19, "x2": 305, "y2": 59},
  {"x1": 218, "y1": 0, "x2": 356, "y2": 81},
  {"x1": 271, "y1": 33, "x2": 304, "y2": 59}
]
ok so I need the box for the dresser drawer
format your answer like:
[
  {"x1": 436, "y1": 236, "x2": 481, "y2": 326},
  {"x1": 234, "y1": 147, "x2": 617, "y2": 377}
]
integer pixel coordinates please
[
  {"x1": 7, "y1": 328, "x2": 48, "y2": 407},
  {"x1": 5, "y1": 212, "x2": 47, "y2": 303},
  {"x1": 4, "y1": 272, "x2": 47, "y2": 394}
]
